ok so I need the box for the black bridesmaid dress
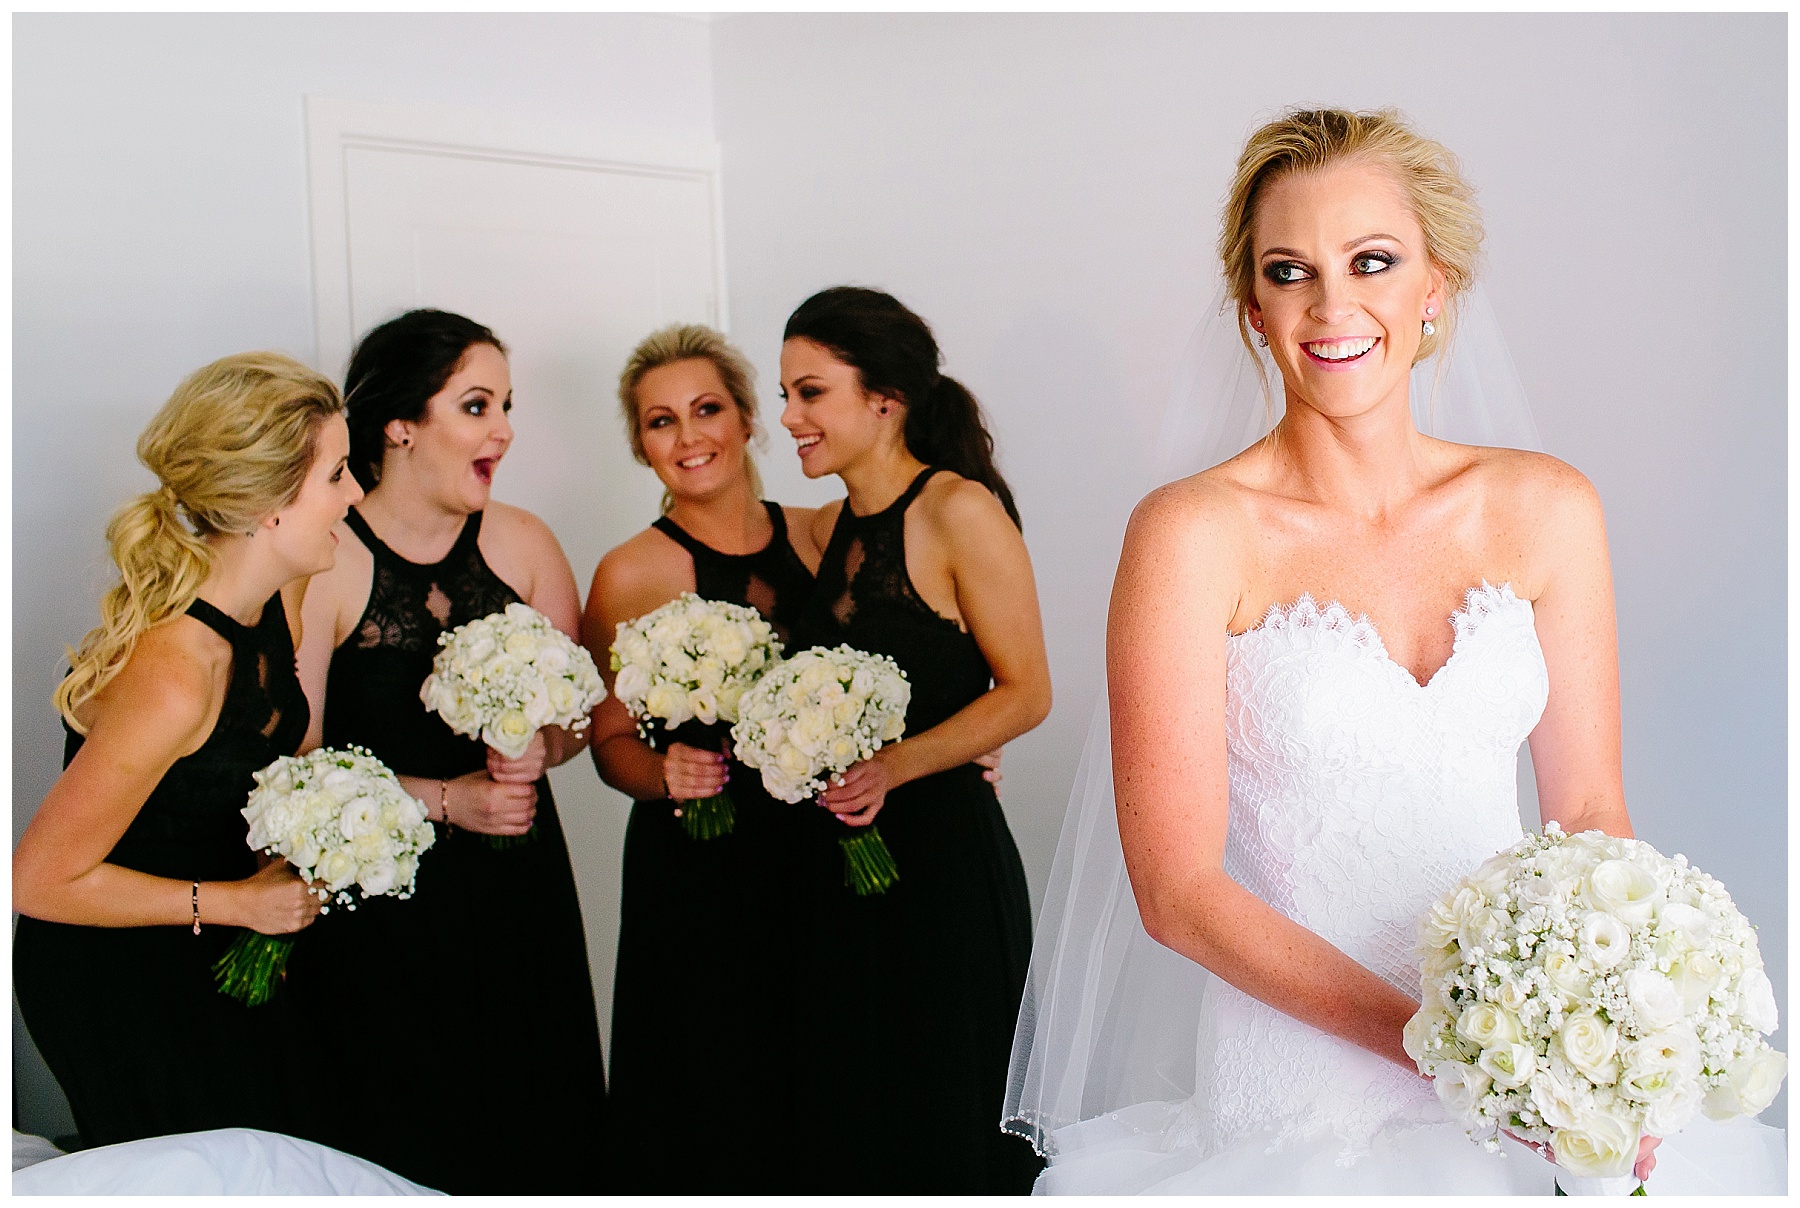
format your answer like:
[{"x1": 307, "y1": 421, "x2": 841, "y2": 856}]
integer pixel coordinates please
[
  {"x1": 15, "y1": 594, "x2": 308, "y2": 1148},
  {"x1": 604, "y1": 500, "x2": 818, "y2": 1193},
  {"x1": 285, "y1": 507, "x2": 605, "y2": 1194},
  {"x1": 787, "y1": 467, "x2": 1044, "y2": 1193}
]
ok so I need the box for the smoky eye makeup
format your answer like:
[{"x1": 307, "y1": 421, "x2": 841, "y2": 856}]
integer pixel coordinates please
[
  {"x1": 1352, "y1": 250, "x2": 1397, "y2": 274},
  {"x1": 1262, "y1": 260, "x2": 1311, "y2": 285}
]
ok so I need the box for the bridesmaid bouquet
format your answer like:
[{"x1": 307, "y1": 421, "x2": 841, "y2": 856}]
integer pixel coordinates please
[
  {"x1": 421, "y1": 602, "x2": 607, "y2": 759},
  {"x1": 215, "y1": 746, "x2": 436, "y2": 1006},
  {"x1": 610, "y1": 592, "x2": 782, "y2": 840},
  {"x1": 730, "y1": 644, "x2": 910, "y2": 895},
  {"x1": 1404, "y1": 823, "x2": 1786, "y2": 1193},
  {"x1": 421, "y1": 602, "x2": 606, "y2": 849}
]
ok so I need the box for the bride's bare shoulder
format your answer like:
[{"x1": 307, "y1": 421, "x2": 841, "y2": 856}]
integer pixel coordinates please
[
  {"x1": 1461, "y1": 445, "x2": 1604, "y2": 527},
  {"x1": 1122, "y1": 463, "x2": 1259, "y2": 564}
]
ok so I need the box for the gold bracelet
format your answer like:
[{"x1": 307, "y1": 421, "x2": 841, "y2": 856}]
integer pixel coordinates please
[
  {"x1": 439, "y1": 779, "x2": 452, "y2": 833},
  {"x1": 191, "y1": 880, "x2": 201, "y2": 935}
]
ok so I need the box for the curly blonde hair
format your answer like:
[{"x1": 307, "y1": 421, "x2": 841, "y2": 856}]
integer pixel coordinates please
[
  {"x1": 617, "y1": 324, "x2": 764, "y2": 512},
  {"x1": 1220, "y1": 107, "x2": 1484, "y2": 365},
  {"x1": 56, "y1": 352, "x2": 343, "y2": 730}
]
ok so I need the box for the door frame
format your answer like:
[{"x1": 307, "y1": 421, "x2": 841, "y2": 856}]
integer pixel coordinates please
[{"x1": 303, "y1": 94, "x2": 728, "y2": 375}]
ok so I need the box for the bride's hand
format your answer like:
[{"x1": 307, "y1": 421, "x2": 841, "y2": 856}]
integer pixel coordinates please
[{"x1": 819, "y1": 752, "x2": 894, "y2": 826}]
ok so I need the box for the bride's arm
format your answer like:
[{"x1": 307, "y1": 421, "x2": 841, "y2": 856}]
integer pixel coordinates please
[
  {"x1": 1519, "y1": 465, "x2": 1633, "y2": 840},
  {"x1": 1111, "y1": 481, "x2": 1422, "y2": 1073}
]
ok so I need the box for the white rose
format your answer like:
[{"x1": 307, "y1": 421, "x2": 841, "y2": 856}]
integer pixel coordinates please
[
  {"x1": 395, "y1": 793, "x2": 426, "y2": 830},
  {"x1": 1553, "y1": 1111, "x2": 1639, "y2": 1179},
  {"x1": 1667, "y1": 950, "x2": 1728, "y2": 1014},
  {"x1": 1736, "y1": 967, "x2": 1780, "y2": 1034},
  {"x1": 826, "y1": 733, "x2": 861, "y2": 771},
  {"x1": 1433, "y1": 1061, "x2": 1493, "y2": 1116},
  {"x1": 1701, "y1": 1049, "x2": 1788, "y2": 1120},
  {"x1": 1466, "y1": 850, "x2": 1516, "y2": 901},
  {"x1": 1559, "y1": 1012, "x2": 1620, "y2": 1084},
  {"x1": 789, "y1": 708, "x2": 833, "y2": 757},
  {"x1": 1629, "y1": 1027, "x2": 1702, "y2": 1079},
  {"x1": 1477, "y1": 1043, "x2": 1537, "y2": 1090},
  {"x1": 289, "y1": 841, "x2": 322, "y2": 874},
  {"x1": 350, "y1": 831, "x2": 388, "y2": 862},
  {"x1": 1457, "y1": 1002, "x2": 1522, "y2": 1049},
  {"x1": 1543, "y1": 950, "x2": 1592, "y2": 1000},
  {"x1": 317, "y1": 848, "x2": 358, "y2": 892},
  {"x1": 1587, "y1": 858, "x2": 1663, "y2": 927},
  {"x1": 880, "y1": 711, "x2": 906, "y2": 742},
  {"x1": 535, "y1": 643, "x2": 570, "y2": 675},
  {"x1": 413, "y1": 822, "x2": 437, "y2": 852},
  {"x1": 1425, "y1": 887, "x2": 1481, "y2": 951},
  {"x1": 776, "y1": 743, "x2": 814, "y2": 781},
  {"x1": 1421, "y1": 943, "x2": 1462, "y2": 981},
  {"x1": 645, "y1": 682, "x2": 692, "y2": 727},
  {"x1": 357, "y1": 857, "x2": 398, "y2": 896},
  {"x1": 523, "y1": 686, "x2": 557, "y2": 730},
  {"x1": 715, "y1": 681, "x2": 746, "y2": 721},
  {"x1": 1494, "y1": 977, "x2": 1532, "y2": 1014},
  {"x1": 832, "y1": 696, "x2": 863, "y2": 729},
  {"x1": 483, "y1": 710, "x2": 536, "y2": 760},
  {"x1": 394, "y1": 854, "x2": 419, "y2": 890},
  {"x1": 1623, "y1": 969, "x2": 1684, "y2": 1032},
  {"x1": 1577, "y1": 911, "x2": 1632, "y2": 970}
]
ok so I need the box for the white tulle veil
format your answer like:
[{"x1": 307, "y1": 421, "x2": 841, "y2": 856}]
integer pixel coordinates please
[{"x1": 1000, "y1": 281, "x2": 1543, "y2": 1156}]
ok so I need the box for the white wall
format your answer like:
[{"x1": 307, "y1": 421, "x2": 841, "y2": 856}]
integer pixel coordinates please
[
  {"x1": 12, "y1": 12, "x2": 714, "y2": 1141},
  {"x1": 13, "y1": 12, "x2": 1787, "y2": 1142},
  {"x1": 712, "y1": 11, "x2": 1786, "y2": 1120}
]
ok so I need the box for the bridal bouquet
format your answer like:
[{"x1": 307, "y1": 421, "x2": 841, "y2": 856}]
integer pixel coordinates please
[
  {"x1": 421, "y1": 602, "x2": 607, "y2": 759},
  {"x1": 214, "y1": 746, "x2": 436, "y2": 1006},
  {"x1": 730, "y1": 644, "x2": 910, "y2": 894},
  {"x1": 609, "y1": 592, "x2": 782, "y2": 840},
  {"x1": 1404, "y1": 823, "x2": 1786, "y2": 1191}
]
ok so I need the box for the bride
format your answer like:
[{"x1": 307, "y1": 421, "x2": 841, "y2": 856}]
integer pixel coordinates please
[{"x1": 1003, "y1": 108, "x2": 1784, "y2": 1195}]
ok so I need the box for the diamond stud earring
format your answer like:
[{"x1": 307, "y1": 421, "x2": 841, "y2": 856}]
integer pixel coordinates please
[{"x1": 1422, "y1": 320, "x2": 1436, "y2": 336}]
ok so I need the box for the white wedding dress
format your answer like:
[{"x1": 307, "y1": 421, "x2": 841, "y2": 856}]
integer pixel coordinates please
[{"x1": 1029, "y1": 582, "x2": 1785, "y2": 1195}]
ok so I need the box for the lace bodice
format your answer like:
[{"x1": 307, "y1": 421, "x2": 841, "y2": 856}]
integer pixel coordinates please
[
  {"x1": 1185, "y1": 582, "x2": 1549, "y2": 1162},
  {"x1": 324, "y1": 507, "x2": 521, "y2": 779}
]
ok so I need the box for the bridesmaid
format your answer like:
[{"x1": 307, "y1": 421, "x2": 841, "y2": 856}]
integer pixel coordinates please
[
  {"x1": 582, "y1": 324, "x2": 823, "y2": 1192},
  {"x1": 15, "y1": 353, "x2": 358, "y2": 1146},
  {"x1": 779, "y1": 286, "x2": 1052, "y2": 1192},
  {"x1": 290, "y1": 309, "x2": 604, "y2": 1193}
]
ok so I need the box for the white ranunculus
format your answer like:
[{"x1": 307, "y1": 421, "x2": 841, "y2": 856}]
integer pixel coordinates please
[
  {"x1": 1657, "y1": 901, "x2": 1715, "y2": 950},
  {"x1": 1641, "y1": 1078, "x2": 1703, "y2": 1136},
  {"x1": 357, "y1": 857, "x2": 398, "y2": 896},
  {"x1": 1433, "y1": 1061, "x2": 1493, "y2": 1115},
  {"x1": 1457, "y1": 1003, "x2": 1522, "y2": 1049},
  {"x1": 1530, "y1": 1064, "x2": 1590, "y2": 1131},
  {"x1": 338, "y1": 796, "x2": 381, "y2": 841},
  {"x1": 1587, "y1": 858, "x2": 1664, "y2": 927},
  {"x1": 1559, "y1": 1012, "x2": 1621, "y2": 1084},
  {"x1": 1623, "y1": 969, "x2": 1684, "y2": 1032},
  {"x1": 1703, "y1": 1049, "x2": 1788, "y2": 1120},
  {"x1": 1553, "y1": 1110, "x2": 1639, "y2": 1179},
  {"x1": 1477, "y1": 1043, "x2": 1537, "y2": 1090},
  {"x1": 1737, "y1": 967, "x2": 1780, "y2": 1034},
  {"x1": 614, "y1": 664, "x2": 652, "y2": 706},
  {"x1": 1577, "y1": 911, "x2": 1632, "y2": 970}
]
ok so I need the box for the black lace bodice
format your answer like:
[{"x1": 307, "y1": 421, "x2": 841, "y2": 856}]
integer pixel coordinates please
[
  {"x1": 653, "y1": 501, "x2": 816, "y2": 650},
  {"x1": 796, "y1": 467, "x2": 992, "y2": 736},
  {"x1": 324, "y1": 507, "x2": 521, "y2": 779},
  {"x1": 65, "y1": 592, "x2": 309, "y2": 883}
]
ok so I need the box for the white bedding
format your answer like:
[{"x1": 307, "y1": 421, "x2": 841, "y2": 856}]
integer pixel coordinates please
[{"x1": 11, "y1": 1128, "x2": 439, "y2": 1195}]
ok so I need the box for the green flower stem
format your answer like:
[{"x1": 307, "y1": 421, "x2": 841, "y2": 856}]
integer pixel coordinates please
[
  {"x1": 212, "y1": 930, "x2": 295, "y2": 1007},
  {"x1": 676, "y1": 791, "x2": 736, "y2": 841},
  {"x1": 840, "y1": 826, "x2": 900, "y2": 896},
  {"x1": 480, "y1": 824, "x2": 540, "y2": 851}
]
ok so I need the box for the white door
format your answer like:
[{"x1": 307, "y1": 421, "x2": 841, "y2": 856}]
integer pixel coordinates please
[{"x1": 309, "y1": 97, "x2": 727, "y2": 1055}]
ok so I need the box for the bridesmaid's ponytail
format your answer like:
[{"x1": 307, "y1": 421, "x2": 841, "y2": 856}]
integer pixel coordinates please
[
  {"x1": 56, "y1": 353, "x2": 342, "y2": 730},
  {"x1": 783, "y1": 287, "x2": 1020, "y2": 529}
]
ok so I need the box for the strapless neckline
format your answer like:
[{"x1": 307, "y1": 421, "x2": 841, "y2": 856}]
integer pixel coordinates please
[{"x1": 1228, "y1": 580, "x2": 1526, "y2": 691}]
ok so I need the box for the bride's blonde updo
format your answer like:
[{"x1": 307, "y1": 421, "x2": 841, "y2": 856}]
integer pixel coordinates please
[
  {"x1": 56, "y1": 352, "x2": 343, "y2": 730},
  {"x1": 1219, "y1": 108, "x2": 1483, "y2": 364}
]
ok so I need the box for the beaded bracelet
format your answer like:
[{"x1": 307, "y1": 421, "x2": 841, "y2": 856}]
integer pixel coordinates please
[
  {"x1": 439, "y1": 779, "x2": 452, "y2": 833},
  {"x1": 191, "y1": 880, "x2": 201, "y2": 935}
]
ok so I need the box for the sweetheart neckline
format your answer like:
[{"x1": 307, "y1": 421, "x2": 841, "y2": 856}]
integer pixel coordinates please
[{"x1": 1226, "y1": 580, "x2": 1531, "y2": 691}]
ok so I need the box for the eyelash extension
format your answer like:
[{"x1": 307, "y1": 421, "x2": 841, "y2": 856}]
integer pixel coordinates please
[{"x1": 1354, "y1": 250, "x2": 1397, "y2": 272}]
